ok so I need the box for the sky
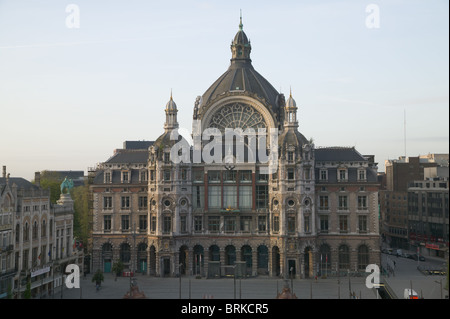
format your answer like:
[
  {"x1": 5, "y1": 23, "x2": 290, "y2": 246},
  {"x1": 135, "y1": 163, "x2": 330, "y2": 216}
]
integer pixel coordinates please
[{"x1": 0, "y1": 0, "x2": 448, "y2": 181}]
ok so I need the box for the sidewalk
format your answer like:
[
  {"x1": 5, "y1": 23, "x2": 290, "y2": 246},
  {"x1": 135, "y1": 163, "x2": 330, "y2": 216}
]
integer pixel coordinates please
[{"x1": 58, "y1": 273, "x2": 378, "y2": 299}]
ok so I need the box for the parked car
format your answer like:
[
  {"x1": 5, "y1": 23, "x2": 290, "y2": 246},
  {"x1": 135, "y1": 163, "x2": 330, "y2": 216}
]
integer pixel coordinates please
[
  {"x1": 404, "y1": 253, "x2": 414, "y2": 259},
  {"x1": 419, "y1": 255, "x2": 425, "y2": 261}
]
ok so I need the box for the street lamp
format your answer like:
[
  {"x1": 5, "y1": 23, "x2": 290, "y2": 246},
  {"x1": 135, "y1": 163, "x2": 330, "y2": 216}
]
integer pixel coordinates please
[{"x1": 179, "y1": 263, "x2": 183, "y2": 299}]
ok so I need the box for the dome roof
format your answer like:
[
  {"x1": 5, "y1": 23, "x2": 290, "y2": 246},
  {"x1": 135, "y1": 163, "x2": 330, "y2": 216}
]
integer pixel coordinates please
[
  {"x1": 286, "y1": 93, "x2": 297, "y2": 108},
  {"x1": 199, "y1": 16, "x2": 281, "y2": 113},
  {"x1": 278, "y1": 128, "x2": 308, "y2": 148},
  {"x1": 166, "y1": 93, "x2": 177, "y2": 111},
  {"x1": 201, "y1": 62, "x2": 280, "y2": 111}
]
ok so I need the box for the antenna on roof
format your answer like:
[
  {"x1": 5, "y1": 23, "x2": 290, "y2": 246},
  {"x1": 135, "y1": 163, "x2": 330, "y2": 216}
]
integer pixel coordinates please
[{"x1": 404, "y1": 108, "x2": 407, "y2": 158}]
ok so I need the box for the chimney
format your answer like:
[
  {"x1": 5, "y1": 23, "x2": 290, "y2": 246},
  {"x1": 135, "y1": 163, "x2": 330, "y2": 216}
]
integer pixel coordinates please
[
  {"x1": 2, "y1": 166, "x2": 6, "y2": 178},
  {"x1": 35, "y1": 171, "x2": 41, "y2": 187}
]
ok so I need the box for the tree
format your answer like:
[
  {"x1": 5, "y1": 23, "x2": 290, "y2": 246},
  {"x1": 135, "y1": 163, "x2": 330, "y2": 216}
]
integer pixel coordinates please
[
  {"x1": 23, "y1": 279, "x2": 31, "y2": 299},
  {"x1": 112, "y1": 260, "x2": 125, "y2": 277},
  {"x1": 33, "y1": 171, "x2": 63, "y2": 204},
  {"x1": 92, "y1": 269, "x2": 104, "y2": 286},
  {"x1": 71, "y1": 183, "x2": 91, "y2": 249}
]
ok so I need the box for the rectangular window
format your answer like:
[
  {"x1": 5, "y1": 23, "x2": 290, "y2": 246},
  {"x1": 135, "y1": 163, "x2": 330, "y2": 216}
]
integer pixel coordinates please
[
  {"x1": 164, "y1": 152, "x2": 170, "y2": 164},
  {"x1": 320, "y1": 215, "x2": 328, "y2": 233},
  {"x1": 194, "y1": 216, "x2": 203, "y2": 232},
  {"x1": 163, "y1": 216, "x2": 171, "y2": 234},
  {"x1": 121, "y1": 196, "x2": 130, "y2": 209},
  {"x1": 287, "y1": 168, "x2": 295, "y2": 180},
  {"x1": 358, "y1": 196, "x2": 367, "y2": 210},
  {"x1": 193, "y1": 186, "x2": 204, "y2": 209},
  {"x1": 223, "y1": 170, "x2": 237, "y2": 183},
  {"x1": 104, "y1": 172, "x2": 111, "y2": 183},
  {"x1": 339, "y1": 169, "x2": 347, "y2": 181},
  {"x1": 338, "y1": 196, "x2": 348, "y2": 210},
  {"x1": 139, "y1": 196, "x2": 147, "y2": 209},
  {"x1": 140, "y1": 170, "x2": 148, "y2": 182},
  {"x1": 256, "y1": 185, "x2": 268, "y2": 209},
  {"x1": 208, "y1": 216, "x2": 220, "y2": 232},
  {"x1": 151, "y1": 216, "x2": 156, "y2": 232},
  {"x1": 181, "y1": 169, "x2": 187, "y2": 181},
  {"x1": 240, "y1": 170, "x2": 252, "y2": 183},
  {"x1": 320, "y1": 169, "x2": 327, "y2": 181},
  {"x1": 358, "y1": 169, "x2": 366, "y2": 181},
  {"x1": 239, "y1": 186, "x2": 252, "y2": 209},
  {"x1": 240, "y1": 216, "x2": 252, "y2": 232},
  {"x1": 339, "y1": 215, "x2": 348, "y2": 233},
  {"x1": 139, "y1": 215, "x2": 147, "y2": 231},
  {"x1": 358, "y1": 215, "x2": 368, "y2": 233},
  {"x1": 319, "y1": 196, "x2": 329, "y2": 210},
  {"x1": 223, "y1": 186, "x2": 237, "y2": 208},
  {"x1": 287, "y1": 215, "x2": 296, "y2": 233},
  {"x1": 224, "y1": 216, "x2": 236, "y2": 232},
  {"x1": 121, "y1": 215, "x2": 130, "y2": 231},
  {"x1": 164, "y1": 170, "x2": 171, "y2": 181},
  {"x1": 304, "y1": 168, "x2": 311, "y2": 180},
  {"x1": 150, "y1": 170, "x2": 155, "y2": 181},
  {"x1": 208, "y1": 171, "x2": 221, "y2": 183},
  {"x1": 258, "y1": 216, "x2": 267, "y2": 232},
  {"x1": 287, "y1": 151, "x2": 294, "y2": 163},
  {"x1": 180, "y1": 216, "x2": 187, "y2": 233},
  {"x1": 304, "y1": 215, "x2": 310, "y2": 232},
  {"x1": 122, "y1": 171, "x2": 129, "y2": 183},
  {"x1": 208, "y1": 186, "x2": 221, "y2": 208},
  {"x1": 104, "y1": 215, "x2": 111, "y2": 232},
  {"x1": 273, "y1": 215, "x2": 280, "y2": 232},
  {"x1": 103, "y1": 196, "x2": 112, "y2": 210}
]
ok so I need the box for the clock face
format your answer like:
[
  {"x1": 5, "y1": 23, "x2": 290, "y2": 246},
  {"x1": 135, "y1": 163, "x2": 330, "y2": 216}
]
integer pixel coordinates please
[{"x1": 208, "y1": 102, "x2": 266, "y2": 132}]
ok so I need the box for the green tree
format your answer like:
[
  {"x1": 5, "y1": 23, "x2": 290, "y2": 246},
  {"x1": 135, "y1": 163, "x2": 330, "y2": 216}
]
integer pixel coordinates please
[
  {"x1": 92, "y1": 270, "x2": 104, "y2": 286},
  {"x1": 71, "y1": 183, "x2": 91, "y2": 249},
  {"x1": 33, "y1": 171, "x2": 63, "y2": 204},
  {"x1": 23, "y1": 279, "x2": 31, "y2": 299}
]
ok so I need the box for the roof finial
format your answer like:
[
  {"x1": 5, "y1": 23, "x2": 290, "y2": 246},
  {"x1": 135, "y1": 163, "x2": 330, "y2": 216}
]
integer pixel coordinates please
[
  {"x1": 170, "y1": 88, "x2": 173, "y2": 100},
  {"x1": 290, "y1": 86, "x2": 292, "y2": 98},
  {"x1": 239, "y1": 9, "x2": 243, "y2": 31}
]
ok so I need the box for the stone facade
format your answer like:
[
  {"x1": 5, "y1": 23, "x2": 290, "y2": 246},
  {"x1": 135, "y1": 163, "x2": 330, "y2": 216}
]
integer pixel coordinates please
[{"x1": 90, "y1": 19, "x2": 380, "y2": 279}]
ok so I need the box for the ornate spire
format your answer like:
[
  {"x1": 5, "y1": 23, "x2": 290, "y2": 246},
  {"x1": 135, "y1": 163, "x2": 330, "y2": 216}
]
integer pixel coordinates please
[
  {"x1": 164, "y1": 91, "x2": 178, "y2": 131},
  {"x1": 231, "y1": 11, "x2": 251, "y2": 62},
  {"x1": 239, "y1": 9, "x2": 243, "y2": 31}
]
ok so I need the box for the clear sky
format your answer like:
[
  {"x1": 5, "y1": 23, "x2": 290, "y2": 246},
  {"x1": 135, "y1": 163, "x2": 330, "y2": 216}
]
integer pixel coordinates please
[{"x1": 0, "y1": 0, "x2": 448, "y2": 181}]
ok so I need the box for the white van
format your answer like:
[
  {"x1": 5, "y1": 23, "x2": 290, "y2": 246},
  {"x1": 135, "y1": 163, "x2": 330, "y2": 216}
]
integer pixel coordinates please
[{"x1": 404, "y1": 289, "x2": 419, "y2": 299}]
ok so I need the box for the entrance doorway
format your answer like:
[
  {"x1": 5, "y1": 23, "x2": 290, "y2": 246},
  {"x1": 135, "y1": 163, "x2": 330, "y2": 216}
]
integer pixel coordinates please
[
  {"x1": 162, "y1": 258, "x2": 170, "y2": 277},
  {"x1": 288, "y1": 259, "x2": 296, "y2": 278}
]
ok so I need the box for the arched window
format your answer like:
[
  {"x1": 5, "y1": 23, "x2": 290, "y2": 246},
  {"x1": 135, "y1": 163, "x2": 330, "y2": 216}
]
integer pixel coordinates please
[
  {"x1": 41, "y1": 219, "x2": 47, "y2": 237},
  {"x1": 32, "y1": 221, "x2": 38, "y2": 239},
  {"x1": 358, "y1": 245, "x2": 370, "y2": 271},
  {"x1": 15, "y1": 224, "x2": 20, "y2": 243},
  {"x1": 338, "y1": 245, "x2": 350, "y2": 271},
  {"x1": 23, "y1": 222, "x2": 29, "y2": 242}
]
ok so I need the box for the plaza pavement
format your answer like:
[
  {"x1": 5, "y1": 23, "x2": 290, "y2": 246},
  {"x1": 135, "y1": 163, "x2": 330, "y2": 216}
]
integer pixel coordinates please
[{"x1": 51, "y1": 251, "x2": 447, "y2": 300}]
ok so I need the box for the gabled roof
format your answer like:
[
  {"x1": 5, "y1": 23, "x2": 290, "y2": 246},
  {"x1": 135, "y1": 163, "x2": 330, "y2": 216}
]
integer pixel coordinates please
[
  {"x1": 315, "y1": 147, "x2": 367, "y2": 162},
  {"x1": 105, "y1": 149, "x2": 149, "y2": 164}
]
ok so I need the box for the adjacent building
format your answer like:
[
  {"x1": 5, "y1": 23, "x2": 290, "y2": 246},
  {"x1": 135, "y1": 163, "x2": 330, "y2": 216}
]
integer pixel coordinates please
[
  {"x1": 380, "y1": 155, "x2": 442, "y2": 248},
  {"x1": 407, "y1": 166, "x2": 449, "y2": 258},
  {"x1": 0, "y1": 167, "x2": 81, "y2": 298},
  {"x1": 90, "y1": 18, "x2": 380, "y2": 279}
]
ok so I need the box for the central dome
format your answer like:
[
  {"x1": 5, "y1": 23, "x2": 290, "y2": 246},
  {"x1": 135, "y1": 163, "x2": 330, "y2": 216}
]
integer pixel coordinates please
[{"x1": 199, "y1": 17, "x2": 281, "y2": 114}]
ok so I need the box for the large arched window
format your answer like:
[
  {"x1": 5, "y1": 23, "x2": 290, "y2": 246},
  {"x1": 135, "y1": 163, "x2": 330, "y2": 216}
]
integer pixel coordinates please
[
  {"x1": 208, "y1": 103, "x2": 267, "y2": 132},
  {"x1": 358, "y1": 245, "x2": 370, "y2": 271},
  {"x1": 338, "y1": 245, "x2": 350, "y2": 271}
]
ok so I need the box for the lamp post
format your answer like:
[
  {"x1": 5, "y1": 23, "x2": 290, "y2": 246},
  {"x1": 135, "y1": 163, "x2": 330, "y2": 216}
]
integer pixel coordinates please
[{"x1": 179, "y1": 263, "x2": 183, "y2": 299}]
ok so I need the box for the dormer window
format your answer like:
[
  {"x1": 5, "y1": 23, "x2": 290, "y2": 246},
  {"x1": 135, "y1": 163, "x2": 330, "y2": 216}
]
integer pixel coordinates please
[
  {"x1": 122, "y1": 171, "x2": 130, "y2": 183},
  {"x1": 358, "y1": 169, "x2": 366, "y2": 181},
  {"x1": 104, "y1": 171, "x2": 111, "y2": 184},
  {"x1": 338, "y1": 169, "x2": 347, "y2": 182}
]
